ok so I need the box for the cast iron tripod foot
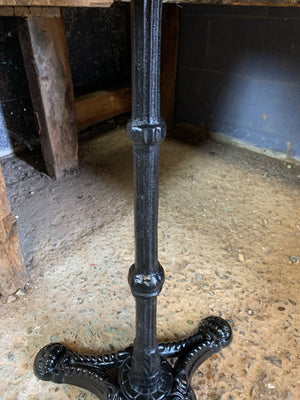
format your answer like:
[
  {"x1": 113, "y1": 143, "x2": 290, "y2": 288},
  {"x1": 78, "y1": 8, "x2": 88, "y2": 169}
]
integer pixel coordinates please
[{"x1": 34, "y1": 316, "x2": 232, "y2": 400}]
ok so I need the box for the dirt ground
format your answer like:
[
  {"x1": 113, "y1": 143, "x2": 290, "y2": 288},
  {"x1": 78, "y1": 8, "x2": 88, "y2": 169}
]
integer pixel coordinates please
[{"x1": 0, "y1": 125, "x2": 299, "y2": 400}]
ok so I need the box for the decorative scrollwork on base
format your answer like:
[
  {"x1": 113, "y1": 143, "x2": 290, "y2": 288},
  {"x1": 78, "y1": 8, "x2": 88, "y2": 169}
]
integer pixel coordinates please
[
  {"x1": 166, "y1": 316, "x2": 232, "y2": 400},
  {"x1": 34, "y1": 316, "x2": 232, "y2": 400},
  {"x1": 34, "y1": 343, "x2": 126, "y2": 400}
]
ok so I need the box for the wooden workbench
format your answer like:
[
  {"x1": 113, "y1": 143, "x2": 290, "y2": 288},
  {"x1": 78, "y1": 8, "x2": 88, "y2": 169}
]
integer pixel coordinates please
[
  {"x1": 0, "y1": 2, "x2": 179, "y2": 178},
  {"x1": 0, "y1": 0, "x2": 179, "y2": 295}
]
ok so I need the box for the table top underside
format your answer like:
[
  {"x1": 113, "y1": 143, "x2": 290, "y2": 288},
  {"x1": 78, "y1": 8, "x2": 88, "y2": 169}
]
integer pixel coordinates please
[{"x1": 0, "y1": 0, "x2": 299, "y2": 8}]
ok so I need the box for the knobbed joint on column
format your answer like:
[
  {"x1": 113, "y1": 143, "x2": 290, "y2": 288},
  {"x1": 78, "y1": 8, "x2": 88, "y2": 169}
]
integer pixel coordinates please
[
  {"x1": 128, "y1": 263, "x2": 165, "y2": 298},
  {"x1": 127, "y1": 119, "x2": 166, "y2": 146}
]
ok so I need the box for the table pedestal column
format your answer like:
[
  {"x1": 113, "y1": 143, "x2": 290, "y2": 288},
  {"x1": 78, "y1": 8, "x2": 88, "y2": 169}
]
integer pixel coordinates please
[{"x1": 33, "y1": 1, "x2": 232, "y2": 399}]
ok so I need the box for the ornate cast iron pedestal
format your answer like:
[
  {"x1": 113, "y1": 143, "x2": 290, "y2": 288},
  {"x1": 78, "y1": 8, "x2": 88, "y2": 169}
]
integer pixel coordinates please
[{"x1": 34, "y1": 0, "x2": 232, "y2": 398}]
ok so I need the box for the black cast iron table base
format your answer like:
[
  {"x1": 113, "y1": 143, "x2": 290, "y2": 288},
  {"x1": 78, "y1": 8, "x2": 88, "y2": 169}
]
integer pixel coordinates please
[
  {"x1": 34, "y1": 0, "x2": 232, "y2": 398},
  {"x1": 34, "y1": 316, "x2": 232, "y2": 400}
]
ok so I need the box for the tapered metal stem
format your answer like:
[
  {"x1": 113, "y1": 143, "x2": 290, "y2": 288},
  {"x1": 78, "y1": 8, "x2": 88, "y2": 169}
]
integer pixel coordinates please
[
  {"x1": 131, "y1": 0, "x2": 162, "y2": 124},
  {"x1": 126, "y1": 0, "x2": 167, "y2": 393}
]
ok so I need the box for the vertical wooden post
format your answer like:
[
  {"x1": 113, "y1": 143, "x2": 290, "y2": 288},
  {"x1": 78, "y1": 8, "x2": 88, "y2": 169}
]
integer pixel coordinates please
[
  {"x1": 161, "y1": 4, "x2": 179, "y2": 127},
  {"x1": 19, "y1": 11, "x2": 78, "y2": 179},
  {"x1": 0, "y1": 164, "x2": 27, "y2": 296}
]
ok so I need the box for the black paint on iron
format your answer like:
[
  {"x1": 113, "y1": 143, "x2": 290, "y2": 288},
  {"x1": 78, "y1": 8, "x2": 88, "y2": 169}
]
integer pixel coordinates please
[{"x1": 33, "y1": 1, "x2": 232, "y2": 398}]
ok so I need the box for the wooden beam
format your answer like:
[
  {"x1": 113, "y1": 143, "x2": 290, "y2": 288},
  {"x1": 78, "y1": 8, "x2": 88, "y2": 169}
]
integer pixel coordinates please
[
  {"x1": 19, "y1": 12, "x2": 78, "y2": 178},
  {"x1": 0, "y1": 165, "x2": 28, "y2": 297},
  {"x1": 0, "y1": 6, "x2": 61, "y2": 17},
  {"x1": 76, "y1": 88, "x2": 131, "y2": 130},
  {"x1": 161, "y1": 4, "x2": 179, "y2": 127}
]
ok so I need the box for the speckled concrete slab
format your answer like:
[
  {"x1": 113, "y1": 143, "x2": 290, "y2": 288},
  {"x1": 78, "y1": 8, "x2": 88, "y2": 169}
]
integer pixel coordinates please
[{"x1": 0, "y1": 127, "x2": 299, "y2": 400}]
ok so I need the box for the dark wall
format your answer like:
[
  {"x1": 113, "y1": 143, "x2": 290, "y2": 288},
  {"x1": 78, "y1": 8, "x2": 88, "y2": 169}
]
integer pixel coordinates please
[
  {"x1": 0, "y1": 3, "x2": 131, "y2": 156},
  {"x1": 175, "y1": 6, "x2": 300, "y2": 160},
  {"x1": 63, "y1": 4, "x2": 131, "y2": 97},
  {"x1": 0, "y1": 17, "x2": 36, "y2": 156}
]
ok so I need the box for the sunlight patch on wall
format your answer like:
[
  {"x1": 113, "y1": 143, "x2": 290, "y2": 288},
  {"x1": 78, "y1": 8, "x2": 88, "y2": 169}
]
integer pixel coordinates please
[{"x1": 0, "y1": 104, "x2": 13, "y2": 157}]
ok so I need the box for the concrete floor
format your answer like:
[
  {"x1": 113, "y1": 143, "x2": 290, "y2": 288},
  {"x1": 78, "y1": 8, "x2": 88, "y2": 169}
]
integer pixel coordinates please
[{"x1": 0, "y1": 126, "x2": 299, "y2": 400}]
